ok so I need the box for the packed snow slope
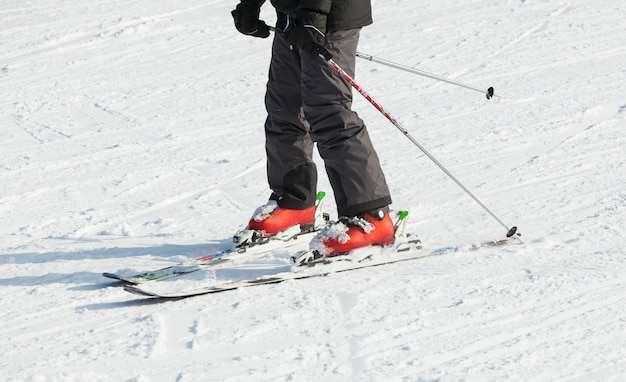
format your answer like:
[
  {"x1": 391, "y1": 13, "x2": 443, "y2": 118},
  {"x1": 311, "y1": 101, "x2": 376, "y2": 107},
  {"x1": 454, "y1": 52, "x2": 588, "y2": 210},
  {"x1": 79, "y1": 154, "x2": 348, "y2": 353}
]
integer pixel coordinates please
[{"x1": 2, "y1": 0, "x2": 625, "y2": 380}]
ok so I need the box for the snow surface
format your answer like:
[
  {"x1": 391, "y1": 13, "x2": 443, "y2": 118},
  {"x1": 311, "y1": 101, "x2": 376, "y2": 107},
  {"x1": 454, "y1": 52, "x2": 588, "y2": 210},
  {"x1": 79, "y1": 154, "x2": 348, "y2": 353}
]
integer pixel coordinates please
[{"x1": 2, "y1": 0, "x2": 625, "y2": 380}]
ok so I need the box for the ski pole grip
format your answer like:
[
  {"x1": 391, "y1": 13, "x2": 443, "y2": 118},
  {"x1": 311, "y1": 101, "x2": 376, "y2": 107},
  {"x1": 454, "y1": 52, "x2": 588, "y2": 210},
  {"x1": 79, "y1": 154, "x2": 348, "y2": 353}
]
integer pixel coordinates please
[{"x1": 267, "y1": 26, "x2": 333, "y2": 61}]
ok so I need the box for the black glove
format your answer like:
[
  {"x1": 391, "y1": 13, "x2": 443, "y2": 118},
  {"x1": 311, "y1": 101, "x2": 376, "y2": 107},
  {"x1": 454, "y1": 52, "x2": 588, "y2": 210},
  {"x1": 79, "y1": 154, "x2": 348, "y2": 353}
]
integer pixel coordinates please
[
  {"x1": 231, "y1": 0, "x2": 270, "y2": 38},
  {"x1": 287, "y1": 9, "x2": 332, "y2": 60}
]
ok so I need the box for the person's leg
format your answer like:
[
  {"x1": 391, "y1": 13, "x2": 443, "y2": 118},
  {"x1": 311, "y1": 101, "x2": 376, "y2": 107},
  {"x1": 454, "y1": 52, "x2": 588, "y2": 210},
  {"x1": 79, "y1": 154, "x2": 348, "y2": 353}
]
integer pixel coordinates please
[
  {"x1": 245, "y1": 29, "x2": 318, "y2": 238},
  {"x1": 264, "y1": 29, "x2": 318, "y2": 210},
  {"x1": 301, "y1": 28, "x2": 391, "y2": 217}
]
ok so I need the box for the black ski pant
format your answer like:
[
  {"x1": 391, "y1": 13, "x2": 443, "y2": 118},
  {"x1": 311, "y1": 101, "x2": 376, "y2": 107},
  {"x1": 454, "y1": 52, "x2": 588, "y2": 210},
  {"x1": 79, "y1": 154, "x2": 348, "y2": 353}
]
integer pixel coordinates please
[{"x1": 264, "y1": 28, "x2": 392, "y2": 217}]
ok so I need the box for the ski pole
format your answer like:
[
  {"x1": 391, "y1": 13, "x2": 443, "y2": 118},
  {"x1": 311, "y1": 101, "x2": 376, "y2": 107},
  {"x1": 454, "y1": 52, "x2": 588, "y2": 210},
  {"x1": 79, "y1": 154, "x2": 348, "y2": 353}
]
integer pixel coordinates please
[
  {"x1": 324, "y1": 56, "x2": 521, "y2": 241},
  {"x1": 265, "y1": 26, "x2": 520, "y2": 240},
  {"x1": 356, "y1": 52, "x2": 499, "y2": 100},
  {"x1": 269, "y1": 27, "x2": 498, "y2": 98}
]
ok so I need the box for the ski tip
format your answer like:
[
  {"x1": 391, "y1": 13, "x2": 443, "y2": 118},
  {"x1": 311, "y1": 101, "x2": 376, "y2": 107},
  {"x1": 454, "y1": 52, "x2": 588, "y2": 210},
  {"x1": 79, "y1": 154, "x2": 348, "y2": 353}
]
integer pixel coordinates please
[
  {"x1": 124, "y1": 285, "x2": 178, "y2": 298},
  {"x1": 102, "y1": 272, "x2": 119, "y2": 280},
  {"x1": 316, "y1": 191, "x2": 326, "y2": 200},
  {"x1": 102, "y1": 272, "x2": 133, "y2": 282},
  {"x1": 123, "y1": 285, "x2": 154, "y2": 297}
]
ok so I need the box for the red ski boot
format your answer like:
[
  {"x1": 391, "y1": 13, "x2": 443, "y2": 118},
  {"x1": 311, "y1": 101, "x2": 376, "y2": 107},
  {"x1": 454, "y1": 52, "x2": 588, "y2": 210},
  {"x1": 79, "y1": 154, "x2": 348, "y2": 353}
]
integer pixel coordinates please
[
  {"x1": 234, "y1": 193, "x2": 328, "y2": 248},
  {"x1": 310, "y1": 207, "x2": 395, "y2": 256},
  {"x1": 247, "y1": 200, "x2": 316, "y2": 235}
]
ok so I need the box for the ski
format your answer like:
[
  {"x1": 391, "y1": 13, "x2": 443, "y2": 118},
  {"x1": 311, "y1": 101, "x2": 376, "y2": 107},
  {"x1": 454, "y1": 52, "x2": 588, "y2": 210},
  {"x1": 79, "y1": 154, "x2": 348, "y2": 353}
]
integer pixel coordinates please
[
  {"x1": 103, "y1": 192, "x2": 329, "y2": 284},
  {"x1": 123, "y1": 234, "x2": 520, "y2": 299},
  {"x1": 102, "y1": 230, "x2": 316, "y2": 284}
]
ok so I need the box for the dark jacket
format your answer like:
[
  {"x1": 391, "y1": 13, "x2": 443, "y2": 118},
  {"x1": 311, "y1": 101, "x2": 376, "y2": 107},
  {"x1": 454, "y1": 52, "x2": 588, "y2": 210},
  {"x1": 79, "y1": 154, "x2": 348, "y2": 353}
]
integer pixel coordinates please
[{"x1": 266, "y1": 0, "x2": 372, "y2": 31}]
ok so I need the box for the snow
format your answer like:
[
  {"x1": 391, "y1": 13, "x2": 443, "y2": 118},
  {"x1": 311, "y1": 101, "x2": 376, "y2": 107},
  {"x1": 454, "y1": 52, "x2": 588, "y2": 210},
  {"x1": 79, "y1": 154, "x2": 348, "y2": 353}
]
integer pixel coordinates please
[{"x1": 1, "y1": 0, "x2": 625, "y2": 380}]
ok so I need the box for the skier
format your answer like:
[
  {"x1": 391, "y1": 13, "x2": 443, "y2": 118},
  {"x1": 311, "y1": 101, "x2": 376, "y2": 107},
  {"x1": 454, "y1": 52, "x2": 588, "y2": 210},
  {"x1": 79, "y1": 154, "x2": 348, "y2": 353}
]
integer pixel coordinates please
[{"x1": 231, "y1": 0, "x2": 394, "y2": 256}]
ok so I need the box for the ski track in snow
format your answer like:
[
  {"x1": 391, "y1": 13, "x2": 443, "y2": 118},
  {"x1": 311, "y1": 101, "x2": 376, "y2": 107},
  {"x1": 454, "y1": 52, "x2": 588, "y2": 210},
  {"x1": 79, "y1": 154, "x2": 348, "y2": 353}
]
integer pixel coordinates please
[{"x1": 1, "y1": 0, "x2": 626, "y2": 381}]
